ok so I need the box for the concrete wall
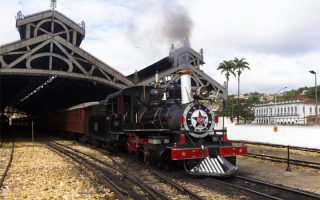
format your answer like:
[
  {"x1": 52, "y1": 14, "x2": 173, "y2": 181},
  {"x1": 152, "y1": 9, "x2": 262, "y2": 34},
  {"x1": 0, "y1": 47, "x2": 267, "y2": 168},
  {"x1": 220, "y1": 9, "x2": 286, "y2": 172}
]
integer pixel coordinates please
[{"x1": 217, "y1": 118, "x2": 320, "y2": 149}]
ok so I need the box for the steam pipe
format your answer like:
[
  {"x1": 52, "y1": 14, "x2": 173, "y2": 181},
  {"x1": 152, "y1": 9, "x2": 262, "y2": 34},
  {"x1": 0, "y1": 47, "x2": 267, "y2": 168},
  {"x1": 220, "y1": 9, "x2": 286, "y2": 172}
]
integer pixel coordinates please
[{"x1": 180, "y1": 69, "x2": 193, "y2": 104}]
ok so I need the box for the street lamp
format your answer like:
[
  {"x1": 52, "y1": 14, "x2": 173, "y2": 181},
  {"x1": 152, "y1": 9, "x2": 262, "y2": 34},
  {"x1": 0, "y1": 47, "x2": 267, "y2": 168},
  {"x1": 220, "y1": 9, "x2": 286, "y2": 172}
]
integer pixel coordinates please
[
  {"x1": 309, "y1": 70, "x2": 318, "y2": 124},
  {"x1": 272, "y1": 86, "x2": 287, "y2": 124},
  {"x1": 274, "y1": 86, "x2": 287, "y2": 103}
]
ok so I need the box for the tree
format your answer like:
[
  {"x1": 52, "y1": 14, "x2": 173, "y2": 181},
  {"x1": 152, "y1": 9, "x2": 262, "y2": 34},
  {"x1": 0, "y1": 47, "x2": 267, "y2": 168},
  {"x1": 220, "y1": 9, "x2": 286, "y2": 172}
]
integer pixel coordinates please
[
  {"x1": 217, "y1": 60, "x2": 236, "y2": 118},
  {"x1": 247, "y1": 92, "x2": 263, "y2": 104},
  {"x1": 215, "y1": 97, "x2": 254, "y2": 123},
  {"x1": 233, "y1": 57, "x2": 250, "y2": 124},
  {"x1": 217, "y1": 60, "x2": 236, "y2": 95}
]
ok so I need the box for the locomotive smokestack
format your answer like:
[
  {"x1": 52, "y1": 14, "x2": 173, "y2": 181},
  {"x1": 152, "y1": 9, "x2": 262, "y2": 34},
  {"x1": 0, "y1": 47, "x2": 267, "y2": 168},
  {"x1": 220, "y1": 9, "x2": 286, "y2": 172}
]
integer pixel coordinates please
[
  {"x1": 155, "y1": 71, "x2": 159, "y2": 83},
  {"x1": 180, "y1": 69, "x2": 193, "y2": 104},
  {"x1": 154, "y1": 71, "x2": 160, "y2": 88}
]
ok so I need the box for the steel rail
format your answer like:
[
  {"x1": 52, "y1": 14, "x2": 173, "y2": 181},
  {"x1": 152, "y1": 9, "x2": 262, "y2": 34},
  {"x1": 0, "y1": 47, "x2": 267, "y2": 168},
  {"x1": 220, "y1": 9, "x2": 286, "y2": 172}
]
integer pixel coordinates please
[
  {"x1": 136, "y1": 160, "x2": 205, "y2": 200},
  {"x1": 107, "y1": 156, "x2": 171, "y2": 200},
  {"x1": 234, "y1": 175, "x2": 320, "y2": 199},
  {"x1": 210, "y1": 177, "x2": 282, "y2": 200},
  {"x1": 0, "y1": 139, "x2": 14, "y2": 189},
  {"x1": 246, "y1": 153, "x2": 320, "y2": 169},
  {"x1": 232, "y1": 140, "x2": 320, "y2": 153},
  {"x1": 49, "y1": 138, "x2": 204, "y2": 200},
  {"x1": 91, "y1": 144, "x2": 204, "y2": 200},
  {"x1": 210, "y1": 174, "x2": 320, "y2": 200},
  {"x1": 45, "y1": 139, "x2": 168, "y2": 200},
  {"x1": 42, "y1": 139, "x2": 128, "y2": 200}
]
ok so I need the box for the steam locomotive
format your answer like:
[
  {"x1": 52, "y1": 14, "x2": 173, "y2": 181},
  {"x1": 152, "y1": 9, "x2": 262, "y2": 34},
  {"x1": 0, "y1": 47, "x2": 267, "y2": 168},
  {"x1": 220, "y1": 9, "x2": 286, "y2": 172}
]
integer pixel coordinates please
[{"x1": 47, "y1": 69, "x2": 247, "y2": 177}]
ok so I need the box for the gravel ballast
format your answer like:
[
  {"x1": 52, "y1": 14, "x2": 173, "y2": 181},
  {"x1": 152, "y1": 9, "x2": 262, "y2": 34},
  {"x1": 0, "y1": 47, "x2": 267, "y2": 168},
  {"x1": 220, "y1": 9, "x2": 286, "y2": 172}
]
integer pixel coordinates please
[{"x1": 0, "y1": 141, "x2": 113, "y2": 200}]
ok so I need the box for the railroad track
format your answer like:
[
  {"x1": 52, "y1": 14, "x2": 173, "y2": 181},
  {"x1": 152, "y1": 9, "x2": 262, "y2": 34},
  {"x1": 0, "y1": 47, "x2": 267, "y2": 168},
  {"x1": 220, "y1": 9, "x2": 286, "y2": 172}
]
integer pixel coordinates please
[
  {"x1": 207, "y1": 175, "x2": 320, "y2": 200},
  {"x1": 232, "y1": 140, "x2": 320, "y2": 169},
  {"x1": 232, "y1": 140, "x2": 320, "y2": 153},
  {"x1": 43, "y1": 138, "x2": 204, "y2": 200},
  {"x1": 109, "y1": 154, "x2": 205, "y2": 200},
  {"x1": 0, "y1": 139, "x2": 14, "y2": 189},
  {"x1": 246, "y1": 153, "x2": 320, "y2": 169},
  {"x1": 42, "y1": 138, "x2": 132, "y2": 200},
  {"x1": 47, "y1": 136, "x2": 320, "y2": 199}
]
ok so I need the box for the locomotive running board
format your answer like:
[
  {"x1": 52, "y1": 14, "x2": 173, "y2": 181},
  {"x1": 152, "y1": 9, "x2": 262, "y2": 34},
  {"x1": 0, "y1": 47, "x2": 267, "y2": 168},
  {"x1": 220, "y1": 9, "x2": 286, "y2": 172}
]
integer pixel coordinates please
[{"x1": 189, "y1": 156, "x2": 238, "y2": 177}]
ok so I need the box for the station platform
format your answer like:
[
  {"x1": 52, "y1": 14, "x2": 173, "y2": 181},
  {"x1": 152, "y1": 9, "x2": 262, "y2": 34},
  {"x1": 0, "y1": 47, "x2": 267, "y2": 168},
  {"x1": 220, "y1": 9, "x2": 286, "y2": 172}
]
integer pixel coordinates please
[{"x1": 237, "y1": 157, "x2": 320, "y2": 195}]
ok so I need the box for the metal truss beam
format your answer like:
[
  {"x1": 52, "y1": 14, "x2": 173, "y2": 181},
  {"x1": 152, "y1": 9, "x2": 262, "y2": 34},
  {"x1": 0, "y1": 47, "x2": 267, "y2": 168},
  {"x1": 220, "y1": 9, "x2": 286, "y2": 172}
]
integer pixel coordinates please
[
  {"x1": 138, "y1": 64, "x2": 227, "y2": 100},
  {"x1": 0, "y1": 34, "x2": 133, "y2": 89},
  {"x1": 0, "y1": 68, "x2": 126, "y2": 89}
]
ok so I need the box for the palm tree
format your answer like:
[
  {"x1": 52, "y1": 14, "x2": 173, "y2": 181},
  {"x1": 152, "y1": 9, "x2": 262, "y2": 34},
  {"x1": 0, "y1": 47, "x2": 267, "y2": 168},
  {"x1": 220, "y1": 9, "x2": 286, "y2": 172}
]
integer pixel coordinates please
[
  {"x1": 217, "y1": 60, "x2": 235, "y2": 96},
  {"x1": 233, "y1": 57, "x2": 250, "y2": 124},
  {"x1": 217, "y1": 60, "x2": 236, "y2": 119}
]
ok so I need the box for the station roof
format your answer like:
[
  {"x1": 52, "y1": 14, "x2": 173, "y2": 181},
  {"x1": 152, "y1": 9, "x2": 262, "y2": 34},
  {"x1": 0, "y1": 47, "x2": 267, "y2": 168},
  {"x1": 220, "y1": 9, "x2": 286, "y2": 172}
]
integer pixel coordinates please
[
  {"x1": 127, "y1": 57, "x2": 172, "y2": 83},
  {"x1": 0, "y1": 9, "x2": 132, "y2": 116},
  {"x1": 16, "y1": 9, "x2": 85, "y2": 46}
]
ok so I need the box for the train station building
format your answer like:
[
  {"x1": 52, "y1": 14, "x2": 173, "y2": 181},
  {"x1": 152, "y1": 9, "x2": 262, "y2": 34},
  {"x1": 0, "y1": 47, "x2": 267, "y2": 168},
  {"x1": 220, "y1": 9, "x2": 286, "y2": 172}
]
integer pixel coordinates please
[{"x1": 253, "y1": 95, "x2": 320, "y2": 124}]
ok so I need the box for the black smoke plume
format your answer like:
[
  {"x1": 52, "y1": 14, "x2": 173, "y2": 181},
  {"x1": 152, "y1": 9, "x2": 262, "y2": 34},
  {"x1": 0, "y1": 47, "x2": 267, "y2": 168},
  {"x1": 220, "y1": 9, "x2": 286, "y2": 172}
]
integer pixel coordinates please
[{"x1": 161, "y1": 2, "x2": 193, "y2": 44}]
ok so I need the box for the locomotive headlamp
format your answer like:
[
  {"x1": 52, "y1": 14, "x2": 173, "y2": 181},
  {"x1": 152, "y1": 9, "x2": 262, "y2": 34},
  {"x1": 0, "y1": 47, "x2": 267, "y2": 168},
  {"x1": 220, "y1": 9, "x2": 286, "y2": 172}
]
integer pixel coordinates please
[{"x1": 196, "y1": 86, "x2": 209, "y2": 99}]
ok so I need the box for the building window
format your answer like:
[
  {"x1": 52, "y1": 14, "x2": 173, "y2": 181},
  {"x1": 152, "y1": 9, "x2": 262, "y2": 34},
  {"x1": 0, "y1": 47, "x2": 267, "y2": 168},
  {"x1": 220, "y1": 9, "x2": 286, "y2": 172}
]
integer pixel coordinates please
[
  {"x1": 295, "y1": 107, "x2": 297, "y2": 114},
  {"x1": 310, "y1": 107, "x2": 312, "y2": 114}
]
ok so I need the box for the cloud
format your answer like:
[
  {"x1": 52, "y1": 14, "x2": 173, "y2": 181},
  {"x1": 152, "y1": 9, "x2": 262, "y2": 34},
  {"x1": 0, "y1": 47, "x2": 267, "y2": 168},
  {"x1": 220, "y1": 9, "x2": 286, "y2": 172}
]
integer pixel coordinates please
[
  {"x1": 188, "y1": 0, "x2": 320, "y2": 56},
  {"x1": 1, "y1": 0, "x2": 320, "y2": 95}
]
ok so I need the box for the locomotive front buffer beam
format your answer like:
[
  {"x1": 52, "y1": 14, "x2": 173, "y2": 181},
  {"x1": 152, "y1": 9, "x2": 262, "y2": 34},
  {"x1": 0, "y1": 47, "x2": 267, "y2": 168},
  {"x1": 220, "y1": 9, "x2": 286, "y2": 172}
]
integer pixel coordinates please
[{"x1": 171, "y1": 144, "x2": 247, "y2": 177}]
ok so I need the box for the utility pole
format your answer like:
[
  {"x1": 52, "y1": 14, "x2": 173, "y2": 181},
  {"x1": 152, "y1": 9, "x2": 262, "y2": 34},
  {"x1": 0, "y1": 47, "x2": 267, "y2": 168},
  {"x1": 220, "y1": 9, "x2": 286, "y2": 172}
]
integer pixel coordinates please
[{"x1": 309, "y1": 70, "x2": 318, "y2": 124}]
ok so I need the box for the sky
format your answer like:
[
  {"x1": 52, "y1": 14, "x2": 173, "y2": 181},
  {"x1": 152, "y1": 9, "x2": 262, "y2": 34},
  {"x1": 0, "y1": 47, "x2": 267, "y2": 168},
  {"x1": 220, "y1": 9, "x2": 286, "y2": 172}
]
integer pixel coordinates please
[{"x1": 1, "y1": 0, "x2": 320, "y2": 95}]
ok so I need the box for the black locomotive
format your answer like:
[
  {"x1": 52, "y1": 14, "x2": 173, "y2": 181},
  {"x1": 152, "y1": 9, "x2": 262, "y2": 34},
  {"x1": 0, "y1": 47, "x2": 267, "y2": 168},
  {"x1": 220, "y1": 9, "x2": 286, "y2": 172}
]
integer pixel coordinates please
[{"x1": 86, "y1": 79, "x2": 247, "y2": 176}]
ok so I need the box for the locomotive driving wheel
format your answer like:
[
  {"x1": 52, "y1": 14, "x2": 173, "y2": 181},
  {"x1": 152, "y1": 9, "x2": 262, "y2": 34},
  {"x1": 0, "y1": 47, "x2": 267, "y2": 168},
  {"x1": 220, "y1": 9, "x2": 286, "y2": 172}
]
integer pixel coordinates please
[
  {"x1": 183, "y1": 159, "x2": 200, "y2": 172},
  {"x1": 160, "y1": 151, "x2": 172, "y2": 171}
]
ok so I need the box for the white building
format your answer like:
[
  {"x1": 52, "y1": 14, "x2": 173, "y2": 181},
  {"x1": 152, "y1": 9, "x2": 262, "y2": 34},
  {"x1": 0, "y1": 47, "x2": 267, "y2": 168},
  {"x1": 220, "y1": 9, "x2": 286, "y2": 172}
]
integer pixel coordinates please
[{"x1": 254, "y1": 95, "x2": 320, "y2": 124}]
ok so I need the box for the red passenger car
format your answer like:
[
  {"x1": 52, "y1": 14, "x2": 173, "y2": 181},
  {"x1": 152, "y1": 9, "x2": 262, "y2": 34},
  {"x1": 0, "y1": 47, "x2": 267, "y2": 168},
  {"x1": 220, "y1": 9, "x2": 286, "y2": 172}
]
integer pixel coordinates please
[{"x1": 47, "y1": 102, "x2": 98, "y2": 135}]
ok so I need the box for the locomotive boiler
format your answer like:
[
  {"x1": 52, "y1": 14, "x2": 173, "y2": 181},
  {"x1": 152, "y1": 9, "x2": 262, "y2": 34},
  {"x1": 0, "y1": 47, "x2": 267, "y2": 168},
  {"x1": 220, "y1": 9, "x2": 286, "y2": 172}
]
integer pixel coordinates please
[{"x1": 140, "y1": 82, "x2": 214, "y2": 138}]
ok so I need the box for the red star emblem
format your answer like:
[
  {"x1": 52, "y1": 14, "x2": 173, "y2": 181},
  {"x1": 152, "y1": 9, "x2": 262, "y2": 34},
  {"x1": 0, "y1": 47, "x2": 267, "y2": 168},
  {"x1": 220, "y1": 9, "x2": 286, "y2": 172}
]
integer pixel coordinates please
[{"x1": 193, "y1": 111, "x2": 207, "y2": 127}]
